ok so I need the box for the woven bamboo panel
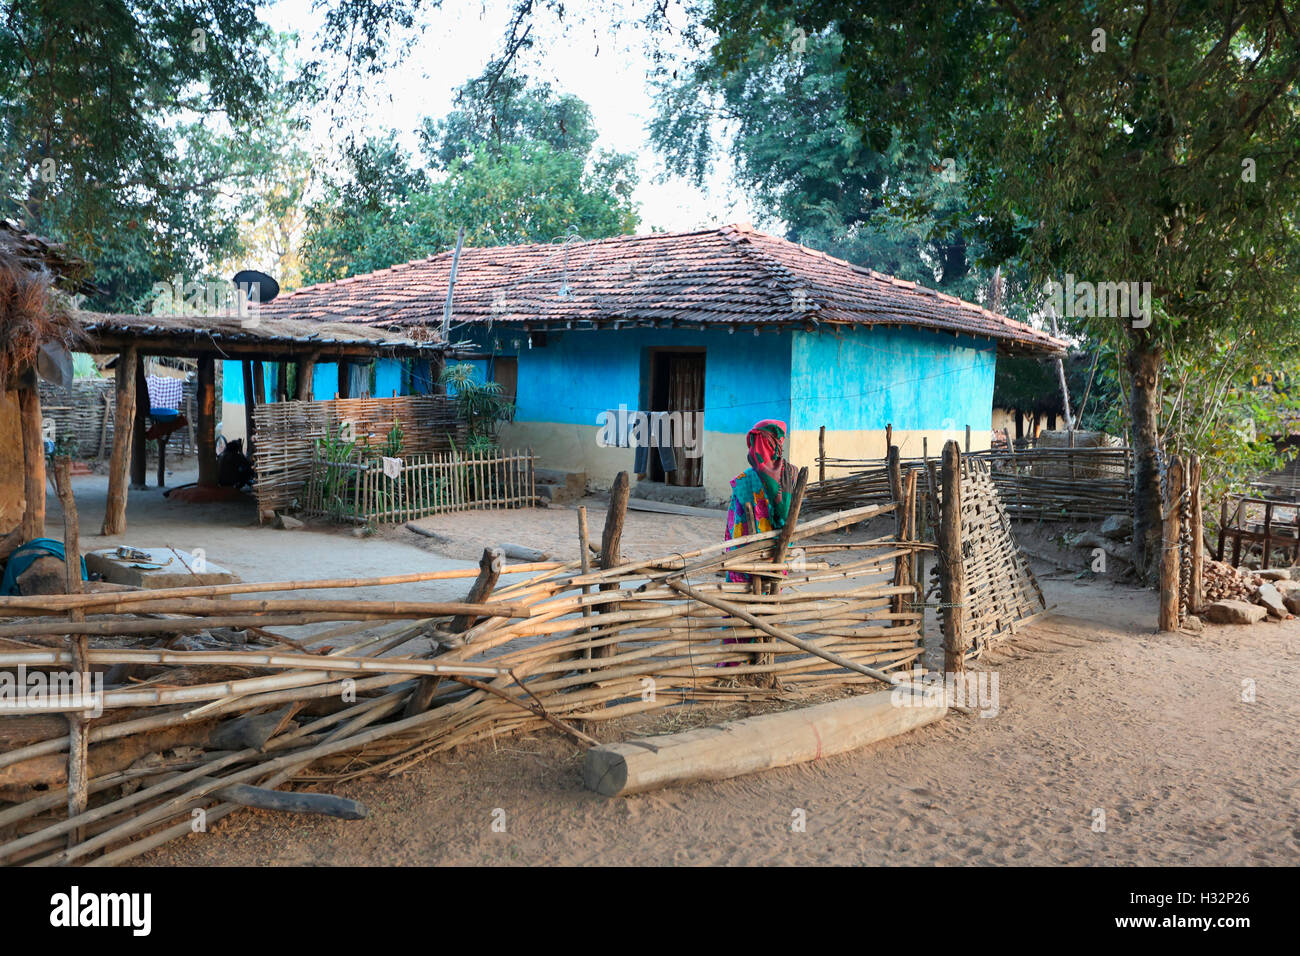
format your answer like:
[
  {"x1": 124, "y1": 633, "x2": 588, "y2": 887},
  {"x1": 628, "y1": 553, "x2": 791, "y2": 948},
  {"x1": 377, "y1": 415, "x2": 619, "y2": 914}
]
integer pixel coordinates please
[
  {"x1": 946, "y1": 458, "x2": 1047, "y2": 657},
  {"x1": 303, "y1": 448, "x2": 536, "y2": 524},
  {"x1": 253, "y1": 395, "x2": 465, "y2": 517}
]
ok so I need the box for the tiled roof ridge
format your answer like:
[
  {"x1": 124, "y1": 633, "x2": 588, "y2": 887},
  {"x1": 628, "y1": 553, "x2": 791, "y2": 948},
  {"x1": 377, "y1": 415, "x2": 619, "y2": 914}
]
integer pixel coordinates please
[{"x1": 715, "y1": 224, "x2": 826, "y2": 316}]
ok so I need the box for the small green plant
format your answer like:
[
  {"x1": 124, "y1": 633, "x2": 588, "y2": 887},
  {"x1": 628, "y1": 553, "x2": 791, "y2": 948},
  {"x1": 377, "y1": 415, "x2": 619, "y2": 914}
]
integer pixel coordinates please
[{"x1": 439, "y1": 362, "x2": 514, "y2": 449}]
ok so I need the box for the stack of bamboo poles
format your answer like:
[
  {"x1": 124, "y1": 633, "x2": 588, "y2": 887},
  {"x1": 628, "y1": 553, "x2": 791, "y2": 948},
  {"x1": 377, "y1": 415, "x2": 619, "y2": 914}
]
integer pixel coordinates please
[{"x1": 0, "y1": 475, "x2": 929, "y2": 865}]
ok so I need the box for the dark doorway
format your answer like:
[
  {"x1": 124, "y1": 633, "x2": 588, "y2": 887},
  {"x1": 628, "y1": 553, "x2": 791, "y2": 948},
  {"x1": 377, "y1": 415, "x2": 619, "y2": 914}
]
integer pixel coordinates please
[
  {"x1": 493, "y1": 357, "x2": 518, "y2": 405},
  {"x1": 647, "y1": 350, "x2": 705, "y2": 487}
]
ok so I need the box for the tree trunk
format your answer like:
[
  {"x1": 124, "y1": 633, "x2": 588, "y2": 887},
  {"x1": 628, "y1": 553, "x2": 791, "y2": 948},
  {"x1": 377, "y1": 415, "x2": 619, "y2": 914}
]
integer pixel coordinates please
[{"x1": 1127, "y1": 339, "x2": 1163, "y2": 580}]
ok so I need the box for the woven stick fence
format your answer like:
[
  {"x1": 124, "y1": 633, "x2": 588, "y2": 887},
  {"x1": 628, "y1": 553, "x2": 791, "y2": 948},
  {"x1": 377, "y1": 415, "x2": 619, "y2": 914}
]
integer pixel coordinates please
[
  {"x1": 302, "y1": 448, "x2": 537, "y2": 524},
  {"x1": 0, "y1": 497, "x2": 927, "y2": 865},
  {"x1": 253, "y1": 395, "x2": 465, "y2": 519},
  {"x1": 808, "y1": 445, "x2": 1132, "y2": 523}
]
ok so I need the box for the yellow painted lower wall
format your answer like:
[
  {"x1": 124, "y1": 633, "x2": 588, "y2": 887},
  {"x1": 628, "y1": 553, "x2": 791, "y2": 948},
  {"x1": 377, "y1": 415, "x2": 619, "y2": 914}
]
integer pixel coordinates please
[{"x1": 499, "y1": 421, "x2": 994, "y2": 503}]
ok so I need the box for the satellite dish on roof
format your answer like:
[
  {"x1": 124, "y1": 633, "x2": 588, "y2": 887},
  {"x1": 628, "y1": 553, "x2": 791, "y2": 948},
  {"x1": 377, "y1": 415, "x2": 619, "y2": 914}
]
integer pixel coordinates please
[
  {"x1": 36, "y1": 342, "x2": 73, "y2": 387},
  {"x1": 232, "y1": 270, "x2": 279, "y2": 304}
]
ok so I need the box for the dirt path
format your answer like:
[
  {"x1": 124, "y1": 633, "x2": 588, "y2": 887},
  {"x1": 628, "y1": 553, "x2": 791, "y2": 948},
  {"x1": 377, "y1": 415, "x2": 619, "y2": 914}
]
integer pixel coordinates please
[{"x1": 134, "y1": 571, "x2": 1300, "y2": 866}]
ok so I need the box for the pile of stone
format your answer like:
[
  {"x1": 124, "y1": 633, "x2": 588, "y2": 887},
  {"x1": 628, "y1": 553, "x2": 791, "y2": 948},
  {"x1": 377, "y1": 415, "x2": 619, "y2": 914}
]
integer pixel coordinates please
[{"x1": 1200, "y1": 563, "x2": 1300, "y2": 625}]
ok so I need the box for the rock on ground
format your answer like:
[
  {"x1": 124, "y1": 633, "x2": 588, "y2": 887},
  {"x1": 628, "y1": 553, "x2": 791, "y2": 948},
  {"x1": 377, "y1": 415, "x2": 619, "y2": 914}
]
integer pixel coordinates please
[
  {"x1": 1255, "y1": 582, "x2": 1290, "y2": 619},
  {"x1": 1201, "y1": 600, "x2": 1268, "y2": 625}
]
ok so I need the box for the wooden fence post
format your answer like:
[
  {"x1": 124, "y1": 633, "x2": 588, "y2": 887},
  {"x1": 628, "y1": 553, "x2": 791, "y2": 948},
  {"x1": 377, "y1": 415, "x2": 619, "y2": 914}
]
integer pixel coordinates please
[
  {"x1": 52, "y1": 456, "x2": 88, "y2": 842},
  {"x1": 1159, "y1": 455, "x2": 1183, "y2": 632},
  {"x1": 818, "y1": 425, "x2": 826, "y2": 483},
  {"x1": 593, "y1": 471, "x2": 630, "y2": 659},
  {"x1": 1189, "y1": 454, "x2": 1203, "y2": 614},
  {"x1": 940, "y1": 440, "x2": 967, "y2": 674},
  {"x1": 405, "y1": 546, "x2": 503, "y2": 716}
]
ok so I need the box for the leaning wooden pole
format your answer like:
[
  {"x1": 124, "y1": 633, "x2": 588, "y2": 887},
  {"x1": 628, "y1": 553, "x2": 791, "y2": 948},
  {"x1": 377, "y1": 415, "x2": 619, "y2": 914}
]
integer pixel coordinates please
[
  {"x1": 101, "y1": 346, "x2": 138, "y2": 536},
  {"x1": 940, "y1": 440, "x2": 967, "y2": 674},
  {"x1": 1159, "y1": 454, "x2": 1184, "y2": 632}
]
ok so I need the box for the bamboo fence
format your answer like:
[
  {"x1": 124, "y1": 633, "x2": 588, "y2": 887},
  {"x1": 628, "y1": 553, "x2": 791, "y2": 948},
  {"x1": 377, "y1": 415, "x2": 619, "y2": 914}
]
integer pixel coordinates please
[
  {"x1": 809, "y1": 445, "x2": 1132, "y2": 522},
  {"x1": 302, "y1": 448, "x2": 537, "y2": 524},
  {"x1": 0, "y1": 499, "x2": 928, "y2": 866},
  {"x1": 38, "y1": 377, "x2": 199, "y2": 460},
  {"x1": 253, "y1": 395, "x2": 466, "y2": 518}
]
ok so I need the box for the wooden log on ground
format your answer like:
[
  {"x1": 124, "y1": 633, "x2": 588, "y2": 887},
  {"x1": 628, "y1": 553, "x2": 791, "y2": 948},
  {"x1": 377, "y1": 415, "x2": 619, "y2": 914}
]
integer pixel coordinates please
[
  {"x1": 201, "y1": 778, "x2": 367, "y2": 820},
  {"x1": 501, "y1": 542, "x2": 548, "y2": 561},
  {"x1": 583, "y1": 690, "x2": 948, "y2": 797}
]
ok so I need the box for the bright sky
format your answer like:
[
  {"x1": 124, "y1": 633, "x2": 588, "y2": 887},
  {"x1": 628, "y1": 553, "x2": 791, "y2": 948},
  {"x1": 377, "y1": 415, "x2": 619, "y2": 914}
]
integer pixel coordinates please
[{"x1": 262, "y1": 0, "x2": 753, "y2": 233}]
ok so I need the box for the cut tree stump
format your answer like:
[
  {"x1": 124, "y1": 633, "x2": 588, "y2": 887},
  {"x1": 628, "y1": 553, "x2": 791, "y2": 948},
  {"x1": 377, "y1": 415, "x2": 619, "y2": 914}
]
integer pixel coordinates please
[{"x1": 583, "y1": 690, "x2": 947, "y2": 797}]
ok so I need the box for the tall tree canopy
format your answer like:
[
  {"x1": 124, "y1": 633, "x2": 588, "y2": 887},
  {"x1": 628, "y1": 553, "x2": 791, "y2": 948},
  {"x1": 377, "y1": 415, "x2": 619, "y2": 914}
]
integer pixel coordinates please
[
  {"x1": 701, "y1": 0, "x2": 1300, "y2": 573},
  {"x1": 0, "y1": 0, "x2": 295, "y2": 309},
  {"x1": 649, "y1": 25, "x2": 1002, "y2": 307},
  {"x1": 301, "y1": 69, "x2": 639, "y2": 283}
]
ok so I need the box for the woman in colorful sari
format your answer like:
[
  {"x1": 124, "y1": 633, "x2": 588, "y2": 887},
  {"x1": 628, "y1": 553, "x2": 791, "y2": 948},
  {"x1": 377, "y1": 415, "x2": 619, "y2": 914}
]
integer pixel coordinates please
[{"x1": 724, "y1": 419, "x2": 799, "y2": 584}]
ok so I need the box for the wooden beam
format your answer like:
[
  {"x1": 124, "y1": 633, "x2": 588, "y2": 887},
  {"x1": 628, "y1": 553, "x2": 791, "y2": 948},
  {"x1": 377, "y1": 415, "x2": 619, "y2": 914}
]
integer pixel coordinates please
[
  {"x1": 18, "y1": 386, "x2": 45, "y2": 540},
  {"x1": 584, "y1": 691, "x2": 947, "y2": 797},
  {"x1": 241, "y1": 360, "x2": 256, "y2": 456},
  {"x1": 100, "y1": 347, "x2": 137, "y2": 536}
]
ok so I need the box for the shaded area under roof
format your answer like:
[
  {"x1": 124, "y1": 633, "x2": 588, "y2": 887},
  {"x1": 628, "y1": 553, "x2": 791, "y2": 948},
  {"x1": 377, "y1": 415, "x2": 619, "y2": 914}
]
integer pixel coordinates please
[{"x1": 262, "y1": 224, "x2": 1067, "y2": 357}]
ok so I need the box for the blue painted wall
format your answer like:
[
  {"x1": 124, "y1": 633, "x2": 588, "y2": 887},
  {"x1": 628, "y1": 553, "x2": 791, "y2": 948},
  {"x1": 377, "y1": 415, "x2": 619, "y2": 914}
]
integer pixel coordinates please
[
  {"x1": 789, "y1": 326, "x2": 995, "y2": 432},
  {"x1": 375, "y1": 358, "x2": 403, "y2": 399},
  {"x1": 455, "y1": 327, "x2": 793, "y2": 433},
  {"x1": 221, "y1": 360, "x2": 280, "y2": 403}
]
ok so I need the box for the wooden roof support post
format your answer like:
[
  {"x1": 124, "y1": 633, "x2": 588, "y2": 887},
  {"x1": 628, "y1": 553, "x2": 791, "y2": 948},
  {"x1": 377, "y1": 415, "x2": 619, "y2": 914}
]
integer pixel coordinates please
[
  {"x1": 130, "y1": 352, "x2": 148, "y2": 489},
  {"x1": 593, "y1": 471, "x2": 630, "y2": 660},
  {"x1": 18, "y1": 383, "x2": 46, "y2": 540},
  {"x1": 940, "y1": 440, "x2": 967, "y2": 674},
  {"x1": 1159, "y1": 455, "x2": 1184, "y2": 632},
  {"x1": 196, "y1": 355, "x2": 219, "y2": 487},
  {"x1": 296, "y1": 352, "x2": 318, "y2": 401},
  {"x1": 241, "y1": 360, "x2": 256, "y2": 458},
  {"x1": 101, "y1": 346, "x2": 137, "y2": 536}
]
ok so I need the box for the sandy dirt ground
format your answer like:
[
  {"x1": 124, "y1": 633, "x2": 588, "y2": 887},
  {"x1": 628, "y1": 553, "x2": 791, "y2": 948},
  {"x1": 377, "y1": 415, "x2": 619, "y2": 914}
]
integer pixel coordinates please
[{"x1": 112, "y1": 492, "x2": 1300, "y2": 867}]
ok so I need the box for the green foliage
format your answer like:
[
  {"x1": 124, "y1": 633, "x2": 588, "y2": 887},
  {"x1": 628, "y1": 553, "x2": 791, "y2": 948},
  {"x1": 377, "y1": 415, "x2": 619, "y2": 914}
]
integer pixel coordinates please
[
  {"x1": 0, "y1": 2, "x2": 306, "y2": 311},
  {"x1": 438, "y1": 363, "x2": 514, "y2": 451},
  {"x1": 301, "y1": 70, "x2": 639, "y2": 283},
  {"x1": 649, "y1": 25, "x2": 1020, "y2": 309}
]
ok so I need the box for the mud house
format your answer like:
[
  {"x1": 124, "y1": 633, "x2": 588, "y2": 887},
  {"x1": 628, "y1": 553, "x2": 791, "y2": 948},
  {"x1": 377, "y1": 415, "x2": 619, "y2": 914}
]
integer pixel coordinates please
[{"x1": 261, "y1": 225, "x2": 1067, "y2": 499}]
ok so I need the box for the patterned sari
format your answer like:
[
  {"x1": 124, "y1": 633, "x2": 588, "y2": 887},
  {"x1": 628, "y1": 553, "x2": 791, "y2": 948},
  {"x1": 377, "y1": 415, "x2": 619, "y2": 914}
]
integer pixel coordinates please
[{"x1": 724, "y1": 420, "x2": 798, "y2": 584}]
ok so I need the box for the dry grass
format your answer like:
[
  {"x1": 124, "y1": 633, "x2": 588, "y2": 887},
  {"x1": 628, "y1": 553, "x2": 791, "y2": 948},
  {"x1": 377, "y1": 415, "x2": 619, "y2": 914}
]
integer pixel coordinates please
[{"x1": 0, "y1": 252, "x2": 82, "y2": 388}]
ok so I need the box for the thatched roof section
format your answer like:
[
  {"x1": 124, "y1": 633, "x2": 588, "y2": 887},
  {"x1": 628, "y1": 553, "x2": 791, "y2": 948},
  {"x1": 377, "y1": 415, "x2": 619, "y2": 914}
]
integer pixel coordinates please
[
  {"x1": 78, "y1": 311, "x2": 461, "y2": 361},
  {"x1": 0, "y1": 226, "x2": 86, "y2": 388},
  {"x1": 0, "y1": 220, "x2": 96, "y2": 295}
]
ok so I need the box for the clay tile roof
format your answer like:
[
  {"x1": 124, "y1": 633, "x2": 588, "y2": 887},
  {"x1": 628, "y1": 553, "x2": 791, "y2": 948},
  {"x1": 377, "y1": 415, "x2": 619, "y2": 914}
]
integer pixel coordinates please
[{"x1": 263, "y1": 224, "x2": 1066, "y2": 355}]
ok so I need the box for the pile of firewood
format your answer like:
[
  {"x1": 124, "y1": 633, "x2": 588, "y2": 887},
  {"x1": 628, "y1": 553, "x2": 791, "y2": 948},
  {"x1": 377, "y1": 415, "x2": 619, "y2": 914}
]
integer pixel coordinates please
[{"x1": 1202, "y1": 560, "x2": 1263, "y2": 603}]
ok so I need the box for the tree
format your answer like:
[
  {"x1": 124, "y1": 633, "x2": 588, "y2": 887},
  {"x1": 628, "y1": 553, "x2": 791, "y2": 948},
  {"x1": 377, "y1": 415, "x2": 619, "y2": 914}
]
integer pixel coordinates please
[
  {"x1": 649, "y1": 25, "x2": 1015, "y2": 308},
  {"x1": 301, "y1": 71, "x2": 639, "y2": 283},
  {"x1": 701, "y1": 0, "x2": 1300, "y2": 576},
  {"x1": 0, "y1": 0, "x2": 287, "y2": 310}
]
